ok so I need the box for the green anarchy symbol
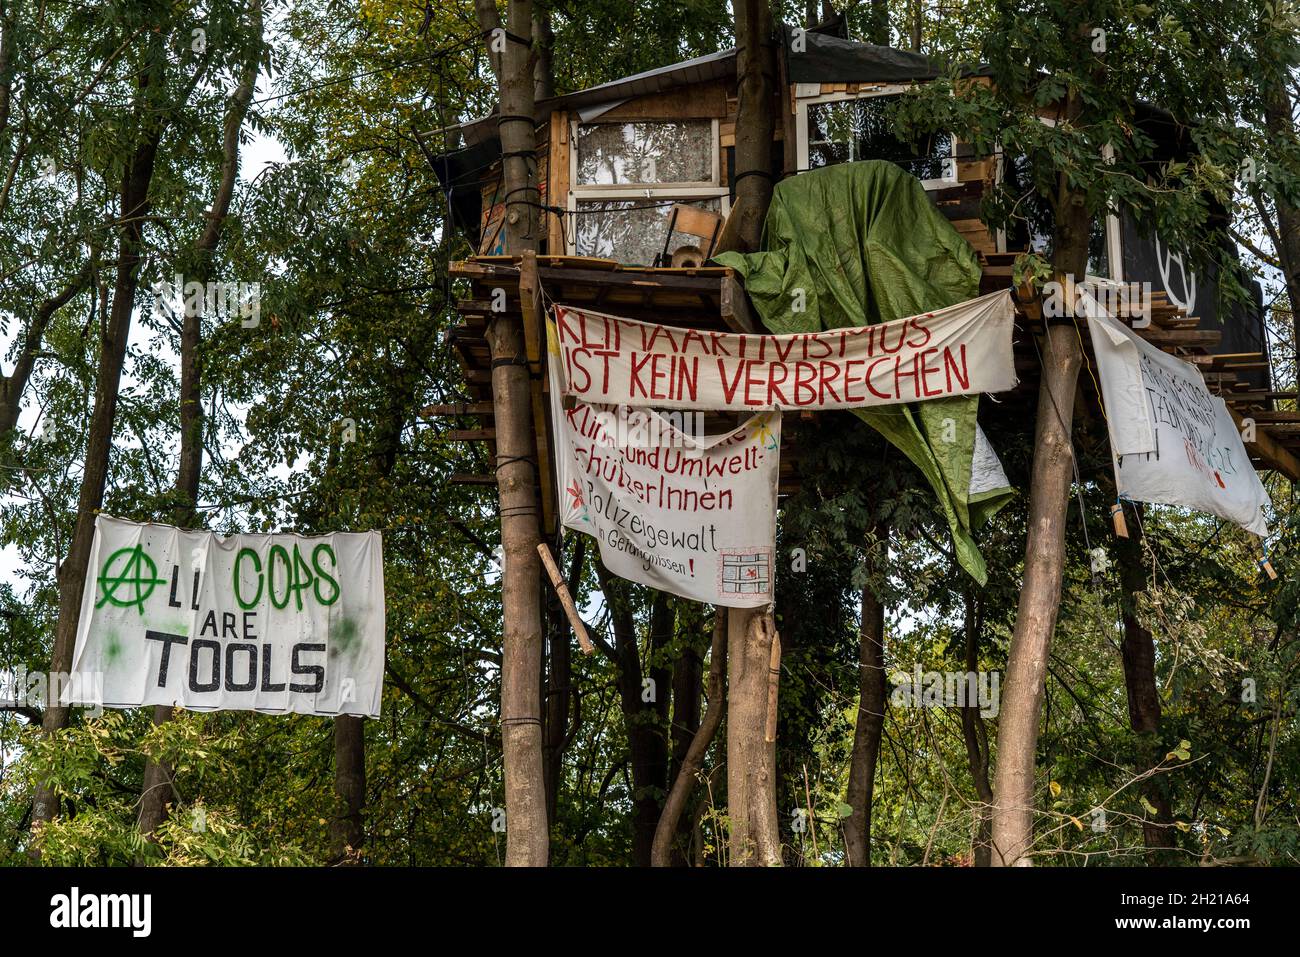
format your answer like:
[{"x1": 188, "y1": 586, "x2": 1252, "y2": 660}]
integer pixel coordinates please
[{"x1": 96, "y1": 545, "x2": 167, "y2": 615}]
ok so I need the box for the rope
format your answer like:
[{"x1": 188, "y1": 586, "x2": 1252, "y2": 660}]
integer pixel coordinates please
[
  {"x1": 480, "y1": 28, "x2": 533, "y2": 48},
  {"x1": 500, "y1": 716, "x2": 542, "y2": 727},
  {"x1": 495, "y1": 454, "x2": 538, "y2": 474}
]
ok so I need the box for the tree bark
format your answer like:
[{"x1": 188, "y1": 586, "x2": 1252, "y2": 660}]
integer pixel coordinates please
[
  {"x1": 33, "y1": 41, "x2": 167, "y2": 829},
  {"x1": 959, "y1": 591, "x2": 994, "y2": 866},
  {"x1": 489, "y1": 0, "x2": 547, "y2": 867},
  {"x1": 844, "y1": 571, "x2": 887, "y2": 866},
  {"x1": 716, "y1": 0, "x2": 776, "y2": 255},
  {"x1": 727, "y1": 609, "x2": 781, "y2": 866},
  {"x1": 138, "y1": 3, "x2": 263, "y2": 843},
  {"x1": 329, "y1": 715, "x2": 366, "y2": 862},
  {"x1": 1116, "y1": 506, "x2": 1176, "y2": 858},
  {"x1": 653, "y1": 610, "x2": 725, "y2": 866},
  {"x1": 1262, "y1": 86, "x2": 1300, "y2": 355}
]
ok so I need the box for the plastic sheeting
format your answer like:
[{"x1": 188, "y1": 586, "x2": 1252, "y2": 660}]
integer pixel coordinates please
[{"x1": 714, "y1": 160, "x2": 1014, "y2": 583}]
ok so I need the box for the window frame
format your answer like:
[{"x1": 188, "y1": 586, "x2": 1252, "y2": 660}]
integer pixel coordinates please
[
  {"x1": 794, "y1": 85, "x2": 959, "y2": 190},
  {"x1": 992, "y1": 119, "x2": 1123, "y2": 278},
  {"x1": 566, "y1": 118, "x2": 730, "y2": 258}
]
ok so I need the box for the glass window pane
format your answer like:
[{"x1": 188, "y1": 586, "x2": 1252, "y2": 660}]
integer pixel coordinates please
[
  {"x1": 1087, "y1": 217, "x2": 1111, "y2": 278},
  {"x1": 575, "y1": 198, "x2": 721, "y2": 265},
  {"x1": 576, "y1": 121, "x2": 714, "y2": 185},
  {"x1": 808, "y1": 96, "x2": 951, "y2": 181},
  {"x1": 1002, "y1": 150, "x2": 1112, "y2": 276}
]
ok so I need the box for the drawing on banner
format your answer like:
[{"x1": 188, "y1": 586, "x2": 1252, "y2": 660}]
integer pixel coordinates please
[
  {"x1": 68, "y1": 516, "x2": 386, "y2": 717},
  {"x1": 720, "y1": 550, "x2": 773, "y2": 596},
  {"x1": 1085, "y1": 300, "x2": 1270, "y2": 536},
  {"x1": 548, "y1": 320, "x2": 781, "y2": 608}
]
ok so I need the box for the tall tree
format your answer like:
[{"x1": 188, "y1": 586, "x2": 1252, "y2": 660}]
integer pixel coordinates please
[
  {"x1": 139, "y1": 1, "x2": 266, "y2": 841},
  {"x1": 490, "y1": 0, "x2": 549, "y2": 866},
  {"x1": 33, "y1": 21, "x2": 173, "y2": 829},
  {"x1": 844, "y1": 541, "x2": 888, "y2": 866}
]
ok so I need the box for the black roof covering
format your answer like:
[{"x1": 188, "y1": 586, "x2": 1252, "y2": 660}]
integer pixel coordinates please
[{"x1": 783, "y1": 27, "x2": 945, "y2": 83}]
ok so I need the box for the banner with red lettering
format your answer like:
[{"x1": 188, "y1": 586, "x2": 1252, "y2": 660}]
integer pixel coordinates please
[
  {"x1": 547, "y1": 322, "x2": 781, "y2": 608},
  {"x1": 553, "y1": 289, "x2": 1015, "y2": 412}
]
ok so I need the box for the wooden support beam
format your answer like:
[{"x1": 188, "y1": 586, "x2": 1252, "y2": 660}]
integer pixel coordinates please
[
  {"x1": 1230, "y1": 407, "x2": 1300, "y2": 481},
  {"x1": 449, "y1": 474, "x2": 498, "y2": 486},
  {"x1": 519, "y1": 251, "x2": 556, "y2": 536},
  {"x1": 1140, "y1": 329, "x2": 1221, "y2": 348},
  {"x1": 419, "y1": 402, "x2": 497, "y2": 417},
  {"x1": 437, "y1": 429, "x2": 497, "y2": 442},
  {"x1": 720, "y1": 274, "x2": 758, "y2": 333}
]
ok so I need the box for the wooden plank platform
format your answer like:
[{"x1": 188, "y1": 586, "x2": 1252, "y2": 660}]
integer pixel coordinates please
[{"x1": 444, "y1": 254, "x2": 1299, "y2": 526}]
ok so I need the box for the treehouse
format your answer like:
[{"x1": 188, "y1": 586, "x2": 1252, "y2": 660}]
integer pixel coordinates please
[{"x1": 422, "y1": 24, "x2": 1300, "y2": 541}]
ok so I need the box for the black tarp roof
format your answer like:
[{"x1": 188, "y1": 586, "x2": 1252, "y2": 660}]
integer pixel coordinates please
[{"x1": 783, "y1": 28, "x2": 949, "y2": 83}]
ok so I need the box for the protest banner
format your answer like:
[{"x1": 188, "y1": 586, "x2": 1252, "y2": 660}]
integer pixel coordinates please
[
  {"x1": 1086, "y1": 304, "x2": 1270, "y2": 537},
  {"x1": 553, "y1": 289, "x2": 1015, "y2": 412},
  {"x1": 548, "y1": 321, "x2": 781, "y2": 607},
  {"x1": 67, "y1": 516, "x2": 385, "y2": 716}
]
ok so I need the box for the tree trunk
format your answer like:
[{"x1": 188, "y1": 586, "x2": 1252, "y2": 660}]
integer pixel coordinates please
[
  {"x1": 138, "y1": 3, "x2": 263, "y2": 843},
  {"x1": 33, "y1": 47, "x2": 166, "y2": 829},
  {"x1": 329, "y1": 715, "x2": 366, "y2": 862},
  {"x1": 533, "y1": 7, "x2": 554, "y2": 101},
  {"x1": 959, "y1": 591, "x2": 994, "y2": 866},
  {"x1": 667, "y1": 608, "x2": 704, "y2": 863},
  {"x1": 488, "y1": 305, "x2": 548, "y2": 866},
  {"x1": 1116, "y1": 506, "x2": 1176, "y2": 858},
  {"x1": 988, "y1": 77, "x2": 1093, "y2": 865},
  {"x1": 543, "y1": 536, "x2": 582, "y2": 824},
  {"x1": 844, "y1": 574, "x2": 886, "y2": 866},
  {"x1": 988, "y1": 319, "x2": 1081, "y2": 865},
  {"x1": 727, "y1": 609, "x2": 781, "y2": 866},
  {"x1": 0, "y1": 266, "x2": 93, "y2": 436},
  {"x1": 1263, "y1": 86, "x2": 1300, "y2": 355},
  {"x1": 717, "y1": 0, "x2": 776, "y2": 255},
  {"x1": 593, "y1": 564, "x2": 671, "y2": 866},
  {"x1": 654, "y1": 610, "x2": 725, "y2": 866},
  {"x1": 865, "y1": 0, "x2": 890, "y2": 46},
  {"x1": 490, "y1": 0, "x2": 547, "y2": 867}
]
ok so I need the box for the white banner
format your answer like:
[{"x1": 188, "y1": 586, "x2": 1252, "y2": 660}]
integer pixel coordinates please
[
  {"x1": 1086, "y1": 304, "x2": 1270, "y2": 537},
  {"x1": 68, "y1": 516, "x2": 385, "y2": 716},
  {"x1": 553, "y1": 289, "x2": 1016, "y2": 412},
  {"x1": 549, "y1": 323, "x2": 780, "y2": 607}
]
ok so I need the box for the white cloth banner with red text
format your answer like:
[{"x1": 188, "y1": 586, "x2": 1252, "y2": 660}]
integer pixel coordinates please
[
  {"x1": 548, "y1": 321, "x2": 780, "y2": 608},
  {"x1": 553, "y1": 289, "x2": 1015, "y2": 412}
]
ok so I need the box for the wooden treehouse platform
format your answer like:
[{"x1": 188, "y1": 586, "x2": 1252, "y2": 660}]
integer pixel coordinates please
[{"x1": 429, "y1": 253, "x2": 1300, "y2": 536}]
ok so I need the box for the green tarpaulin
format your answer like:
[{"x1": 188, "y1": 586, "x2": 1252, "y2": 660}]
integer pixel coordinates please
[{"x1": 713, "y1": 161, "x2": 1013, "y2": 583}]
